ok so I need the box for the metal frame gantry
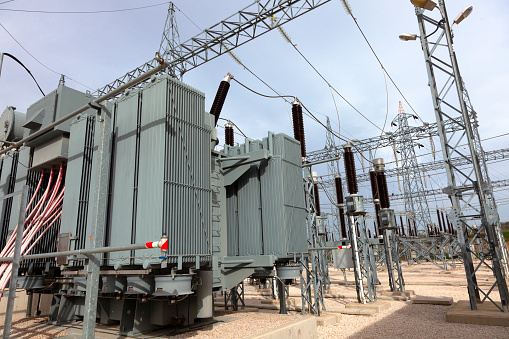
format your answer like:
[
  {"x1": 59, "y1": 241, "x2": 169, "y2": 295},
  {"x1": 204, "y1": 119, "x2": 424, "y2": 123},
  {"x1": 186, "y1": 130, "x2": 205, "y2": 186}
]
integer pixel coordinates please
[{"x1": 413, "y1": 0, "x2": 508, "y2": 311}]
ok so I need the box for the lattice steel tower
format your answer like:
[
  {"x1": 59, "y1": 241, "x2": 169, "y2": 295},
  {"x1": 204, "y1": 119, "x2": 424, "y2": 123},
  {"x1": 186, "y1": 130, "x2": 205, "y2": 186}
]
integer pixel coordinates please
[
  {"x1": 158, "y1": 2, "x2": 185, "y2": 79},
  {"x1": 392, "y1": 102, "x2": 433, "y2": 235},
  {"x1": 411, "y1": 0, "x2": 508, "y2": 311}
]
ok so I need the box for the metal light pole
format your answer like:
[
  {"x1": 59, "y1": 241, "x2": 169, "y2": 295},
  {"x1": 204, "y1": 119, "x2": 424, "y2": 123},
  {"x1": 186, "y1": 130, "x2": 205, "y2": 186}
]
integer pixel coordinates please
[{"x1": 409, "y1": 0, "x2": 509, "y2": 311}]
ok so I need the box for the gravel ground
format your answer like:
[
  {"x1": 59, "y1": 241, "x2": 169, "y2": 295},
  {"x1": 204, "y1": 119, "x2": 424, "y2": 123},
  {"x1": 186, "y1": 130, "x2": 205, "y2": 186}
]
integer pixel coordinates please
[
  {"x1": 1, "y1": 262, "x2": 508, "y2": 338},
  {"x1": 0, "y1": 317, "x2": 67, "y2": 339}
]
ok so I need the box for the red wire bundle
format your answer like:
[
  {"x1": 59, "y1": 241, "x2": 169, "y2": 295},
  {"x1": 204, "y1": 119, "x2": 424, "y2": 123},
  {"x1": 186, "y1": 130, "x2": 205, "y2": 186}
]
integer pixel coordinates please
[{"x1": 0, "y1": 164, "x2": 65, "y2": 298}]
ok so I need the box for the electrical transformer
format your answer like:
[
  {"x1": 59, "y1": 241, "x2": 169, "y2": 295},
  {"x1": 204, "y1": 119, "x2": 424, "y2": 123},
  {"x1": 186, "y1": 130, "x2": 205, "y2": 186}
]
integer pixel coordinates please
[{"x1": 0, "y1": 75, "x2": 308, "y2": 335}]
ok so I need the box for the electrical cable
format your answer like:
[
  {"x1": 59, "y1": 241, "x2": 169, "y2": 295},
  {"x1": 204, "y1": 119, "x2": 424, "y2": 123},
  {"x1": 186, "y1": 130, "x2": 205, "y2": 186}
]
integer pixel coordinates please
[
  {"x1": 0, "y1": 0, "x2": 15, "y2": 5},
  {"x1": 173, "y1": 3, "x2": 202, "y2": 32},
  {"x1": 0, "y1": 2, "x2": 170, "y2": 14},
  {"x1": 283, "y1": 35, "x2": 384, "y2": 132},
  {"x1": 2, "y1": 52, "x2": 45, "y2": 96},
  {"x1": 342, "y1": 5, "x2": 425, "y2": 124},
  {"x1": 0, "y1": 22, "x2": 94, "y2": 91},
  {"x1": 231, "y1": 78, "x2": 294, "y2": 100},
  {"x1": 218, "y1": 117, "x2": 247, "y2": 138}
]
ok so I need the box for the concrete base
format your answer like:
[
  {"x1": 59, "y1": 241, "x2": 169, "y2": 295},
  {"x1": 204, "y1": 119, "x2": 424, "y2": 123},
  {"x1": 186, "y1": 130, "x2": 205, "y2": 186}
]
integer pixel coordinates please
[
  {"x1": 327, "y1": 307, "x2": 376, "y2": 316},
  {"x1": 381, "y1": 290, "x2": 415, "y2": 297},
  {"x1": 0, "y1": 291, "x2": 52, "y2": 322},
  {"x1": 446, "y1": 300, "x2": 509, "y2": 327},
  {"x1": 345, "y1": 301, "x2": 390, "y2": 313},
  {"x1": 413, "y1": 295, "x2": 453, "y2": 305},
  {"x1": 316, "y1": 314, "x2": 339, "y2": 327},
  {"x1": 260, "y1": 298, "x2": 297, "y2": 306},
  {"x1": 247, "y1": 316, "x2": 318, "y2": 339}
]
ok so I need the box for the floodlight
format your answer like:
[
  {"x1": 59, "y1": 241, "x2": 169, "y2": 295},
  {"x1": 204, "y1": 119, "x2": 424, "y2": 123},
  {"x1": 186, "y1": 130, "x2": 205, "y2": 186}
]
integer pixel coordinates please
[
  {"x1": 453, "y1": 6, "x2": 473, "y2": 25},
  {"x1": 399, "y1": 33, "x2": 418, "y2": 41},
  {"x1": 410, "y1": 0, "x2": 437, "y2": 11}
]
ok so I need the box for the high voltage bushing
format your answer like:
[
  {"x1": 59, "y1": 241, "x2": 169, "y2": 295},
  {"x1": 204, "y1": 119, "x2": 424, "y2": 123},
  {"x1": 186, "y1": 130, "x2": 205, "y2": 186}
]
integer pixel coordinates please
[
  {"x1": 225, "y1": 122, "x2": 234, "y2": 146},
  {"x1": 291, "y1": 98, "x2": 306, "y2": 158},
  {"x1": 210, "y1": 73, "x2": 233, "y2": 126},
  {"x1": 373, "y1": 158, "x2": 390, "y2": 209},
  {"x1": 343, "y1": 143, "x2": 358, "y2": 195},
  {"x1": 312, "y1": 171, "x2": 321, "y2": 217},
  {"x1": 313, "y1": 184, "x2": 321, "y2": 216},
  {"x1": 373, "y1": 158, "x2": 395, "y2": 230},
  {"x1": 334, "y1": 175, "x2": 347, "y2": 239},
  {"x1": 369, "y1": 169, "x2": 381, "y2": 233}
]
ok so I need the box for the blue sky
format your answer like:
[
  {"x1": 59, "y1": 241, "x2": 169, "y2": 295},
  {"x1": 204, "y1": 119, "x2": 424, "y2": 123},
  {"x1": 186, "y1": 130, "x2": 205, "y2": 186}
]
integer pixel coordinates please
[{"x1": 1, "y1": 0, "x2": 508, "y2": 224}]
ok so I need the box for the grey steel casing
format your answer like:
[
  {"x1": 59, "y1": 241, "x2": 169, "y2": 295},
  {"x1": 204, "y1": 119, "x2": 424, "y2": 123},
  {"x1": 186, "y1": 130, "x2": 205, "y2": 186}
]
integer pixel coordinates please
[
  {"x1": 24, "y1": 85, "x2": 95, "y2": 147},
  {"x1": 108, "y1": 76, "x2": 211, "y2": 266},
  {"x1": 224, "y1": 132, "x2": 307, "y2": 258}
]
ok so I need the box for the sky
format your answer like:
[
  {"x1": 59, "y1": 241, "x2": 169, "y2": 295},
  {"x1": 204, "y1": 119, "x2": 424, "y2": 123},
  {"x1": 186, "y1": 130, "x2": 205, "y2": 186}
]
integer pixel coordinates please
[{"x1": 1, "y1": 0, "x2": 508, "y2": 226}]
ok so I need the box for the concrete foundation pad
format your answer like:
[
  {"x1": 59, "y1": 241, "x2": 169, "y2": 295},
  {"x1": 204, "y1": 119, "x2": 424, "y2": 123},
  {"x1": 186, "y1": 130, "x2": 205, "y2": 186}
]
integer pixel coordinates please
[
  {"x1": 378, "y1": 295, "x2": 409, "y2": 302},
  {"x1": 247, "y1": 316, "x2": 318, "y2": 339},
  {"x1": 260, "y1": 298, "x2": 297, "y2": 306},
  {"x1": 316, "y1": 314, "x2": 337, "y2": 327},
  {"x1": 413, "y1": 295, "x2": 453, "y2": 305},
  {"x1": 327, "y1": 307, "x2": 377, "y2": 316},
  {"x1": 345, "y1": 301, "x2": 390, "y2": 313},
  {"x1": 446, "y1": 300, "x2": 509, "y2": 327},
  {"x1": 381, "y1": 290, "x2": 415, "y2": 297}
]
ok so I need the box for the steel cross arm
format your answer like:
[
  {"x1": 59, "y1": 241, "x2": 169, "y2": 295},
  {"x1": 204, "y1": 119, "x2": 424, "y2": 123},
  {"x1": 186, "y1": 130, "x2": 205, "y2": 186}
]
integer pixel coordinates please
[
  {"x1": 365, "y1": 178, "x2": 509, "y2": 203},
  {"x1": 317, "y1": 147, "x2": 509, "y2": 187},
  {"x1": 94, "y1": 0, "x2": 332, "y2": 97},
  {"x1": 307, "y1": 117, "x2": 463, "y2": 163}
]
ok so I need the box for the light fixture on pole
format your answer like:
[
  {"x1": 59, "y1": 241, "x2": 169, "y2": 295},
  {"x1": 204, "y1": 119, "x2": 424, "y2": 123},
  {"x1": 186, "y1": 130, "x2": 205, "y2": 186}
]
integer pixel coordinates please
[
  {"x1": 453, "y1": 6, "x2": 473, "y2": 25},
  {"x1": 399, "y1": 33, "x2": 418, "y2": 41},
  {"x1": 410, "y1": 0, "x2": 437, "y2": 11}
]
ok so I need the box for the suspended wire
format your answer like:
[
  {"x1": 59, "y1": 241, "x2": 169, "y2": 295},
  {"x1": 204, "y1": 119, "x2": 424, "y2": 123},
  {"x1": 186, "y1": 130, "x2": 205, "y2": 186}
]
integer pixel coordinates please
[
  {"x1": 0, "y1": 2, "x2": 170, "y2": 14},
  {"x1": 342, "y1": 4, "x2": 424, "y2": 123},
  {"x1": 0, "y1": 22, "x2": 94, "y2": 91},
  {"x1": 173, "y1": 4, "x2": 202, "y2": 32},
  {"x1": 0, "y1": 0, "x2": 16, "y2": 5},
  {"x1": 218, "y1": 117, "x2": 247, "y2": 138},
  {"x1": 232, "y1": 77, "x2": 373, "y2": 163},
  {"x1": 280, "y1": 31, "x2": 383, "y2": 132},
  {"x1": 2, "y1": 53, "x2": 45, "y2": 96},
  {"x1": 231, "y1": 78, "x2": 294, "y2": 100}
]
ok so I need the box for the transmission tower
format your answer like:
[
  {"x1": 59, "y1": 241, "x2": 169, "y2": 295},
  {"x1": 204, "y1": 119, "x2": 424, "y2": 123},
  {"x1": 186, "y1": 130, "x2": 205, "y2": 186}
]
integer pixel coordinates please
[
  {"x1": 392, "y1": 102, "x2": 433, "y2": 235},
  {"x1": 158, "y1": 2, "x2": 185, "y2": 79},
  {"x1": 413, "y1": 0, "x2": 508, "y2": 311},
  {"x1": 325, "y1": 117, "x2": 344, "y2": 240}
]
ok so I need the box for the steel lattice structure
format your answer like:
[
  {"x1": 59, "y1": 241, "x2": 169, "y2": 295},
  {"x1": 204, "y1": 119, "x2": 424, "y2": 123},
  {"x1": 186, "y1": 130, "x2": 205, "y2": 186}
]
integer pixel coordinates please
[
  {"x1": 94, "y1": 0, "x2": 332, "y2": 97},
  {"x1": 414, "y1": 1, "x2": 508, "y2": 311},
  {"x1": 392, "y1": 103, "x2": 434, "y2": 235},
  {"x1": 158, "y1": 3, "x2": 183, "y2": 79}
]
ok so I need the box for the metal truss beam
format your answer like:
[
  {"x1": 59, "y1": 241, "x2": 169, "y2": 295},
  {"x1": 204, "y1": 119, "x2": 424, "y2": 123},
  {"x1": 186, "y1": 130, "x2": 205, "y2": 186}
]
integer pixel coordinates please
[
  {"x1": 307, "y1": 117, "x2": 463, "y2": 163},
  {"x1": 95, "y1": 0, "x2": 332, "y2": 97}
]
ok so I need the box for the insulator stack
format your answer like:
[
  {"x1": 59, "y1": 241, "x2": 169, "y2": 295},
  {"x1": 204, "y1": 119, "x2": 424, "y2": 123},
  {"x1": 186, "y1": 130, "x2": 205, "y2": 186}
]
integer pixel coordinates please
[
  {"x1": 343, "y1": 144, "x2": 358, "y2": 194},
  {"x1": 368, "y1": 229, "x2": 372, "y2": 238},
  {"x1": 373, "y1": 221, "x2": 378, "y2": 237},
  {"x1": 376, "y1": 172, "x2": 390, "y2": 209},
  {"x1": 400, "y1": 218, "x2": 405, "y2": 236},
  {"x1": 291, "y1": 99, "x2": 306, "y2": 158},
  {"x1": 413, "y1": 220, "x2": 418, "y2": 236},
  {"x1": 334, "y1": 175, "x2": 347, "y2": 238},
  {"x1": 313, "y1": 183, "x2": 321, "y2": 217},
  {"x1": 407, "y1": 219, "x2": 412, "y2": 236},
  {"x1": 225, "y1": 123, "x2": 234, "y2": 146},
  {"x1": 437, "y1": 210, "x2": 443, "y2": 233},
  {"x1": 210, "y1": 73, "x2": 233, "y2": 126}
]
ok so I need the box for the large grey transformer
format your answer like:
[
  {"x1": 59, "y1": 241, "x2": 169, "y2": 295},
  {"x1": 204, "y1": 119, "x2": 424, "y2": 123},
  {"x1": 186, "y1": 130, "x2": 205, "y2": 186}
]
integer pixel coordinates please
[{"x1": 0, "y1": 75, "x2": 308, "y2": 335}]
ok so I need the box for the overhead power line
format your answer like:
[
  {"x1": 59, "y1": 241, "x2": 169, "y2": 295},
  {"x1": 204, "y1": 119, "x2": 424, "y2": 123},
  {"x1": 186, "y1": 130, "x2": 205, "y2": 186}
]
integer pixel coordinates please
[
  {"x1": 0, "y1": 22, "x2": 94, "y2": 91},
  {"x1": 0, "y1": 2, "x2": 170, "y2": 14}
]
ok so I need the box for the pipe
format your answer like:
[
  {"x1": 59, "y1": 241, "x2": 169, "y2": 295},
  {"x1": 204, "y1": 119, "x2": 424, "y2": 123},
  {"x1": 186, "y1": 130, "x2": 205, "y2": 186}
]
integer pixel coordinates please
[
  {"x1": 0, "y1": 243, "x2": 154, "y2": 262},
  {"x1": 0, "y1": 59, "x2": 169, "y2": 155}
]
